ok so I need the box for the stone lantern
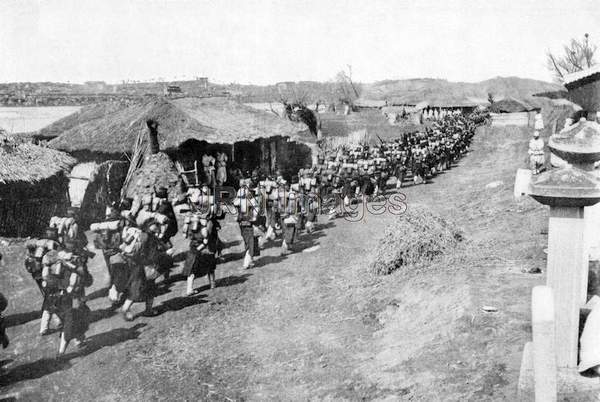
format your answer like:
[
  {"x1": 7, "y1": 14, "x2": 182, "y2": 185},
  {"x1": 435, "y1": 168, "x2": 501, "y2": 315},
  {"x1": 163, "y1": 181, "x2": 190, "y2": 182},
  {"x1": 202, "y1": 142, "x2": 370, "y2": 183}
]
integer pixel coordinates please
[
  {"x1": 529, "y1": 165, "x2": 600, "y2": 369},
  {"x1": 528, "y1": 119, "x2": 600, "y2": 369},
  {"x1": 550, "y1": 120, "x2": 600, "y2": 260}
]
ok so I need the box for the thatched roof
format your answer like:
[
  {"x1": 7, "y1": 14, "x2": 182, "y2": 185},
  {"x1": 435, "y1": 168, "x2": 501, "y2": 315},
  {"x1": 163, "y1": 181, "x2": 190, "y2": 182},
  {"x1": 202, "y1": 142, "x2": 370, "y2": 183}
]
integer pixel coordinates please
[
  {"x1": 489, "y1": 98, "x2": 538, "y2": 113},
  {"x1": 171, "y1": 97, "x2": 305, "y2": 142},
  {"x1": 48, "y1": 97, "x2": 307, "y2": 155},
  {"x1": 36, "y1": 101, "x2": 131, "y2": 140},
  {"x1": 0, "y1": 141, "x2": 76, "y2": 184},
  {"x1": 354, "y1": 98, "x2": 387, "y2": 108}
]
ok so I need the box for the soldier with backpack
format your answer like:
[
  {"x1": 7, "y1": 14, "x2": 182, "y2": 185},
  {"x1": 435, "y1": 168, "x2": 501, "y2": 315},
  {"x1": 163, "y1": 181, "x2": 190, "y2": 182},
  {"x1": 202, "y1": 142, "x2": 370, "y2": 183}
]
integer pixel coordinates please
[
  {"x1": 41, "y1": 247, "x2": 83, "y2": 356},
  {"x1": 27, "y1": 227, "x2": 63, "y2": 336},
  {"x1": 183, "y1": 211, "x2": 218, "y2": 295},
  {"x1": 234, "y1": 181, "x2": 261, "y2": 269},
  {"x1": 119, "y1": 214, "x2": 150, "y2": 321},
  {"x1": 91, "y1": 205, "x2": 126, "y2": 305}
]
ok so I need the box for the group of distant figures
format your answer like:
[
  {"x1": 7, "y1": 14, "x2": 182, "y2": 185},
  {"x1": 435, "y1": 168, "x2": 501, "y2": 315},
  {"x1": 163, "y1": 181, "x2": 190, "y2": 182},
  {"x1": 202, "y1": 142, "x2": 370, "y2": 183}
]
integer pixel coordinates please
[
  {"x1": 0, "y1": 113, "x2": 479, "y2": 358},
  {"x1": 421, "y1": 107, "x2": 464, "y2": 121}
]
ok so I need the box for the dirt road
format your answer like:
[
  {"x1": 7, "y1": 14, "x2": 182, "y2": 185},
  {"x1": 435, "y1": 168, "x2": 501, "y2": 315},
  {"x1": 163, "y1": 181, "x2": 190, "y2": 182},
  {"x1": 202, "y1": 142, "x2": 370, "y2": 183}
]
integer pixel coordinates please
[{"x1": 1, "y1": 125, "x2": 546, "y2": 401}]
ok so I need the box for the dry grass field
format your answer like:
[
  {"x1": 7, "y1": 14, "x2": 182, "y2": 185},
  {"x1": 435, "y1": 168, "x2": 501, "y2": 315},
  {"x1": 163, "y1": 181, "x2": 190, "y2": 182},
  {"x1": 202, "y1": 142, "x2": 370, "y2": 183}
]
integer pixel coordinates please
[{"x1": 0, "y1": 124, "x2": 550, "y2": 401}]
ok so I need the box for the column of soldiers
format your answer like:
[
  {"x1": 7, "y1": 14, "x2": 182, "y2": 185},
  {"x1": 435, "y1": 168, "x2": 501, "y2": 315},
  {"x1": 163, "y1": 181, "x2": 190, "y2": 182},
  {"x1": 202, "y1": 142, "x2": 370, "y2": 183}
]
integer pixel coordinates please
[
  {"x1": 14, "y1": 113, "x2": 476, "y2": 357},
  {"x1": 306, "y1": 113, "x2": 476, "y2": 217}
]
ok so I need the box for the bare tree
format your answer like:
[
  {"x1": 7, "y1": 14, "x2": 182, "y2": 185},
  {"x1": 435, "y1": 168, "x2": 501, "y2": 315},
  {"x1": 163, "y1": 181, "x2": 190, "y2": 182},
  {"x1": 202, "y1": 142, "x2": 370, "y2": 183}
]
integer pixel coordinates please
[
  {"x1": 274, "y1": 84, "x2": 321, "y2": 138},
  {"x1": 547, "y1": 33, "x2": 597, "y2": 81},
  {"x1": 334, "y1": 66, "x2": 362, "y2": 105}
]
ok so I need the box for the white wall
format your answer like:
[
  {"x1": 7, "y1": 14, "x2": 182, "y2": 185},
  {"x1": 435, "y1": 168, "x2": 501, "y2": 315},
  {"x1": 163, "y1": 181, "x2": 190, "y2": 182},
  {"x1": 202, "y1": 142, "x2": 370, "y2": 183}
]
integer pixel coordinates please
[
  {"x1": 491, "y1": 112, "x2": 529, "y2": 127},
  {"x1": 68, "y1": 162, "x2": 99, "y2": 207}
]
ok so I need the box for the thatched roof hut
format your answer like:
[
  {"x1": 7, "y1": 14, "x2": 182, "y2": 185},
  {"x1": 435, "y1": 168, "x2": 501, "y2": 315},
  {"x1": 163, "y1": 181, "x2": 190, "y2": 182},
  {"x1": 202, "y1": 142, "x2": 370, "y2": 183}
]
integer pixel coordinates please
[
  {"x1": 45, "y1": 97, "x2": 314, "y2": 200},
  {"x1": 0, "y1": 139, "x2": 75, "y2": 236},
  {"x1": 354, "y1": 98, "x2": 387, "y2": 109},
  {"x1": 0, "y1": 141, "x2": 75, "y2": 186},
  {"x1": 48, "y1": 97, "x2": 308, "y2": 157},
  {"x1": 489, "y1": 98, "x2": 538, "y2": 113},
  {"x1": 489, "y1": 98, "x2": 539, "y2": 127}
]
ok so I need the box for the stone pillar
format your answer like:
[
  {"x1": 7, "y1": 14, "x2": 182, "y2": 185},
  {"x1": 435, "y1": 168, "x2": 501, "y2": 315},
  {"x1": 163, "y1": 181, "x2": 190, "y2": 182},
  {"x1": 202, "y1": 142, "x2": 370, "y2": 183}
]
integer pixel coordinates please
[
  {"x1": 586, "y1": 202, "x2": 600, "y2": 261},
  {"x1": 532, "y1": 285, "x2": 557, "y2": 402},
  {"x1": 547, "y1": 206, "x2": 587, "y2": 368}
]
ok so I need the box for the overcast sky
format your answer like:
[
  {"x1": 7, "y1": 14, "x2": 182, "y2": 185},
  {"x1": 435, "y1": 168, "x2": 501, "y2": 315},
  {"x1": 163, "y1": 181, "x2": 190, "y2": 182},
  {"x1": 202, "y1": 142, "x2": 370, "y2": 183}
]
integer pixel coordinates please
[{"x1": 1, "y1": 0, "x2": 599, "y2": 85}]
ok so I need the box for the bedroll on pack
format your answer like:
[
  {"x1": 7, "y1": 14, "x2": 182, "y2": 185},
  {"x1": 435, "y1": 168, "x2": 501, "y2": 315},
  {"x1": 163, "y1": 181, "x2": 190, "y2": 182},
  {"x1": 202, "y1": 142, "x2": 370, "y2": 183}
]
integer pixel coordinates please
[{"x1": 120, "y1": 227, "x2": 143, "y2": 258}]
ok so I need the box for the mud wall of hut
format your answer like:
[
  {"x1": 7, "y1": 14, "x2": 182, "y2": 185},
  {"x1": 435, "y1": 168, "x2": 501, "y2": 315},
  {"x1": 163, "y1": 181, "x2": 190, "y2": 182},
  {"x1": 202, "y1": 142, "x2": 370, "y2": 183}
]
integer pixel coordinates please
[
  {"x1": 490, "y1": 112, "x2": 531, "y2": 127},
  {"x1": 269, "y1": 138, "x2": 313, "y2": 179},
  {"x1": 171, "y1": 136, "x2": 313, "y2": 186},
  {"x1": 234, "y1": 137, "x2": 312, "y2": 180},
  {"x1": 78, "y1": 160, "x2": 128, "y2": 227},
  {"x1": 0, "y1": 174, "x2": 71, "y2": 237}
]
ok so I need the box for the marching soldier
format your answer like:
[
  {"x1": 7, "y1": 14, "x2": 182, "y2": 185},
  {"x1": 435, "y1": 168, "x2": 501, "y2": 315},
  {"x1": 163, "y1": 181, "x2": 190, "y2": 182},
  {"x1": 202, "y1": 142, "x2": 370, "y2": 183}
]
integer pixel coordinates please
[
  {"x1": 29, "y1": 227, "x2": 62, "y2": 336},
  {"x1": 183, "y1": 211, "x2": 218, "y2": 295},
  {"x1": 234, "y1": 181, "x2": 261, "y2": 269},
  {"x1": 91, "y1": 205, "x2": 126, "y2": 305},
  {"x1": 41, "y1": 248, "x2": 81, "y2": 356}
]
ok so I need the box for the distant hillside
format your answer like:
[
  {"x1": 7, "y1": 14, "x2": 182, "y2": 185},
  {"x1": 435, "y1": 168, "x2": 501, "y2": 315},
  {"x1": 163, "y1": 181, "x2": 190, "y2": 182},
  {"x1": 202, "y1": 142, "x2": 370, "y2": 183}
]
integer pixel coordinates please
[
  {"x1": 0, "y1": 76, "x2": 564, "y2": 107},
  {"x1": 360, "y1": 76, "x2": 564, "y2": 104}
]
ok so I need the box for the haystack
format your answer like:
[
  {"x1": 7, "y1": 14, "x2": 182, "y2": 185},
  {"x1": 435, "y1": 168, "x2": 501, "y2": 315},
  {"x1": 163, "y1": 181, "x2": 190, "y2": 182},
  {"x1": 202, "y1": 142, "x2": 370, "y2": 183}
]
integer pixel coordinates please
[
  {"x1": 369, "y1": 206, "x2": 463, "y2": 275},
  {"x1": 0, "y1": 138, "x2": 76, "y2": 236},
  {"x1": 124, "y1": 152, "x2": 179, "y2": 199}
]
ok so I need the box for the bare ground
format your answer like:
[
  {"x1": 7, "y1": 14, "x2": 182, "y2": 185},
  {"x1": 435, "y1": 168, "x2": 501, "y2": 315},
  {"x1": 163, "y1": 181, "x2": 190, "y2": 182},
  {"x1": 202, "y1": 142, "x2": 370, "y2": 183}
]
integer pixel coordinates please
[{"x1": 1, "y1": 125, "x2": 547, "y2": 401}]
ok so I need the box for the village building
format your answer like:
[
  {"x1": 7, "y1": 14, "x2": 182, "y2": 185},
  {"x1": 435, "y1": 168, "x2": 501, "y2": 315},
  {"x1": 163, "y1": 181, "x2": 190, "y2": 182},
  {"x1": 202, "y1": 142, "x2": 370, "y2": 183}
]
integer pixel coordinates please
[
  {"x1": 46, "y1": 96, "x2": 313, "y2": 223},
  {"x1": 489, "y1": 98, "x2": 539, "y2": 127},
  {"x1": 0, "y1": 135, "x2": 75, "y2": 236},
  {"x1": 353, "y1": 98, "x2": 387, "y2": 110},
  {"x1": 563, "y1": 65, "x2": 600, "y2": 120},
  {"x1": 164, "y1": 85, "x2": 183, "y2": 97}
]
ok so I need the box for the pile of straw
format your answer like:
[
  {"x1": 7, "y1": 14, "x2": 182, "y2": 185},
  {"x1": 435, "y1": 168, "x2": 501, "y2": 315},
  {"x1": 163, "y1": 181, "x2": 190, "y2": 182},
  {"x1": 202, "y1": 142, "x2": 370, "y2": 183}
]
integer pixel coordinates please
[
  {"x1": 121, "y1": 127, "x2": 149, "y2": 201},
  {"x1": 369, "y1": 205, "x2": 463, "y2": 275},
  {"x1": 124, "y1": 152, "x2": 179, "y2": 199}
]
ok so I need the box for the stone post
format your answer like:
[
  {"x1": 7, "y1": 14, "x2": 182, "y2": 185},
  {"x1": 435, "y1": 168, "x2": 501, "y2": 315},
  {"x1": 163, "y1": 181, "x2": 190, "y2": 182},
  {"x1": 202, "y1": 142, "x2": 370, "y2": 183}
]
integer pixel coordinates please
[
  {"x1": 546, "y1": 206, "x2": 586, "y2": 367},
  {"x1": 532, "y1": 285, "x2": 557, "y2": 402}
]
